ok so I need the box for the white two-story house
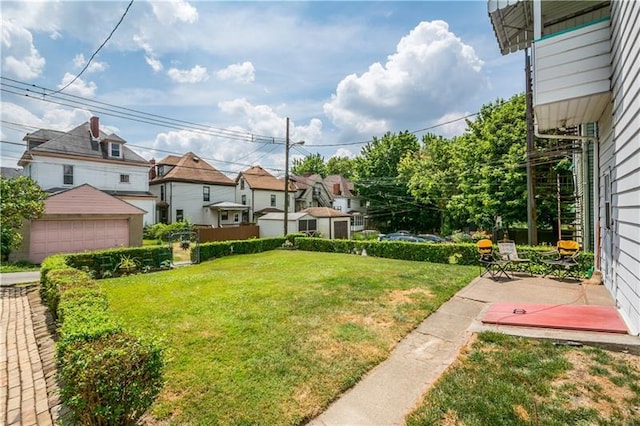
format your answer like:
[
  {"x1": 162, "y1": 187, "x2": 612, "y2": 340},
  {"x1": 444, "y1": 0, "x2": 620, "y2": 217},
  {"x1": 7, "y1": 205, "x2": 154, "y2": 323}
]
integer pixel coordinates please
[
  {"x1": 324, "y1": 174, "x2": 366, "y2": 232},
  {"x1": 18, "y1": 116, "x2": 155, "y2": 224},
  {"x1": 149, "y1": 152, "x2": 241, "y2": 226},
  {"x1": 488, "y1": 0, "x2": 640, "y2": 335},
  {"x1": 235, "y1": 165, "x2": 291, "y2": 223},
  {"x1": 289, "y1": 174, "x2": 333, "y2": 211}
]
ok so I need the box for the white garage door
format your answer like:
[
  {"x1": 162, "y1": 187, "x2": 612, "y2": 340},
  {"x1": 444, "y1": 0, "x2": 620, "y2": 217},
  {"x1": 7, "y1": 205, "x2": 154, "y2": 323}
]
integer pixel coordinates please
[{"x1": 30, "y1": 219, "x2": 129, "y2": 263}]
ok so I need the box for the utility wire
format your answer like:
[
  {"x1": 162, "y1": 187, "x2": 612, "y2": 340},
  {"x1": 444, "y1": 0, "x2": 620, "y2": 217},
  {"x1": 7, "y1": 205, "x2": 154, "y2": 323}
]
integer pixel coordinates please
[{"x1": 50, "y1": 0, "x2": 135, "y2": 95}]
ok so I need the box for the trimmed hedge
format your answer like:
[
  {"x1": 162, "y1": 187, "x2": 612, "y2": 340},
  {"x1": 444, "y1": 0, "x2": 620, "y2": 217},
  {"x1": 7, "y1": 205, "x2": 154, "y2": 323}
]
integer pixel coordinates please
[
  {"x1": 198, "y1": 237, "x2": 286, "y2": 262},
  {"x1": 293, "y1": 237, "x2": 594, "y2": 278},
  {"x1": 40, "y1": 254, "x2": 163, "y2": 425},
  {"x1": 64, "y1": 245, "x2": 172, "y2": 278}
]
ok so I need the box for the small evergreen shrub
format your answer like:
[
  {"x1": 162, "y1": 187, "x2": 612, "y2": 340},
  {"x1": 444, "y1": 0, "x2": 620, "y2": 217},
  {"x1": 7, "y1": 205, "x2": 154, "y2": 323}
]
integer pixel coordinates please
[
  {"x1": 199, "y1": 238, "x2": 285, "y2": 262},
  {"x1": 58, "y1": 332, "x2": 163, "y2": 426}
]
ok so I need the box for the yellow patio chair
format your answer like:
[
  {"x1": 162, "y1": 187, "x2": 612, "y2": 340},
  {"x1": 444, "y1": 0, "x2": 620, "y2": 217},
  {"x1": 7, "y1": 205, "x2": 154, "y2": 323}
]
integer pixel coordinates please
[
  {"x1": 498, "y1": 240, "x2": 532, "y2": 276},
  {"x1": 542, "y1": 240, "x2": 581, "y2": 280},
  {"x1": 477, "y1": 239, "x2": 510, "y2": 281}
]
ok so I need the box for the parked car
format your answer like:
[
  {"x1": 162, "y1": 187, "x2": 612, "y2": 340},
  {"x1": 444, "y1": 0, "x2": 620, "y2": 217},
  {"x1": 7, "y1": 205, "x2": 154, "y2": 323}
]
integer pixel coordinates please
[
  {"x1": 378, "y1": 231, "x2": 411, "y2": 241},
  {"x1": 418, "y1": 233, "x2": 446, "y2": 243},
  {"x1": 386, "y1": 235, "x2": 428, "y2": 243}
]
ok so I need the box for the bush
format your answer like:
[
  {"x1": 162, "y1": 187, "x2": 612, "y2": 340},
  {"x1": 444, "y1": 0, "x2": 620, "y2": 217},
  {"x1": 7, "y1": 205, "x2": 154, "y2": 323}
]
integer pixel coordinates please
[
  {"x1": 41, "y1": 268, "x2": 94, "y2": 318},
  {"x1": 58, "y1": 332, "x2": 163, "y2": 426},
  {"x1": 199, "y1": 238, "x2": 285, "y2": 262},
  {"x1": 65, "y1": 246, "x2": 172, "y2": 278}
]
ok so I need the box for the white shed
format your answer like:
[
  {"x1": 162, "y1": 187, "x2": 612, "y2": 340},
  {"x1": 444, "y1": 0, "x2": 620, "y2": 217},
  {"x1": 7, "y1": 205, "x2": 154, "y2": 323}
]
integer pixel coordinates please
[{"x1": 258, "y1": 212, "x2": 313, "y2": 238}]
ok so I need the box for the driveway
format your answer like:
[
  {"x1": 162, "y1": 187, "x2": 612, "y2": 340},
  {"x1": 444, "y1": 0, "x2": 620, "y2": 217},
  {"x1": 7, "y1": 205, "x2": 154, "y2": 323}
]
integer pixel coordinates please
[{"x1": 0, "y1": 272, "x2": 40, "y2": 287}]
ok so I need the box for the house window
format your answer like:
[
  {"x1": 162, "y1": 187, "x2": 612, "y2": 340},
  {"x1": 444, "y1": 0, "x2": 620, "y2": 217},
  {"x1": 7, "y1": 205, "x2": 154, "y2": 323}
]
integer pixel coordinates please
[
  {"x1": 63, "y1": 165, "x2": 73, "y2": 185},
  {"x1": 110, "y1": 142, "x2": 122, "y2": 158},
  {"x1": 234, "y1": 213, "x2": 239, "y2": 222},
  {"x1": 176, "y1": 209, "x2": 184, "y2": 222},
  {"x1": 120, "y1": 174, "x2": 130, "y2": 183},
  {"x1": 242, "y1": 194, "x2": 247, "y2": 205},
  {"x1": 160, "y1": 185, "x2": 165, "y2": 201},
  {"x1": 347, "y1": 199, "x2": 351, "y2": 209},
  {"x1": 270, "y1": 194, "x2": 276, "y2": 207},
  {"x1": 203, "y1": 186, "x2": 210, "y2": 202},
  {"x1": 240, "y1": 179, "x2": 245, "y2": 190},
  {"x1": 221, "y1": 211, "x2": 229, "y2": 221},
  {"x1": 299, "y1": 219, "x2": 317, "y2": 235}
]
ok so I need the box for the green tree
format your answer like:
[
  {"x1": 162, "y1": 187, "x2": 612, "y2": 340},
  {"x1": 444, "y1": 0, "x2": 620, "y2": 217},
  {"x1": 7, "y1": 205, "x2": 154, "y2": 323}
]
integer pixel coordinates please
[
  {"x1": 1, "y1": 176, "x2": 48, "y2": 259},
  {"x1": 353, "y1": 131, "x2": 435, "y2": 233},
  {"x1": 326, "y1": 156, "x2": 356, "y2": 179},
  {"x1": 291, "y1": 153, "x2": 327, "y2": 177}
]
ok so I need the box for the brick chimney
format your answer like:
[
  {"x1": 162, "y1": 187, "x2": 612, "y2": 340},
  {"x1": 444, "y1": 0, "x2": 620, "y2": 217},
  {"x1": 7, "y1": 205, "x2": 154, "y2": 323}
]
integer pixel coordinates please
[
  {"x1": 90, "y1": 116, "x2": 100, "y2": 139},
  {"x1": 149, "y1": 159, "x2": 156, "y2": 180}
]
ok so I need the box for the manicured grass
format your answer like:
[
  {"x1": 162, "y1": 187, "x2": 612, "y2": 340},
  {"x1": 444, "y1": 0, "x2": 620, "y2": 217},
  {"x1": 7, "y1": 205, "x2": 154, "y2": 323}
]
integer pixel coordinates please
[
  {"x1": 0, "y1": 261, "x2": 40, "y2": 273},
  {"x1": 101, "y1": 250, "x2": 477, "y2": 425},
  {"x1": 407, "y1": 332, "x2": 640, "y2": 425}
]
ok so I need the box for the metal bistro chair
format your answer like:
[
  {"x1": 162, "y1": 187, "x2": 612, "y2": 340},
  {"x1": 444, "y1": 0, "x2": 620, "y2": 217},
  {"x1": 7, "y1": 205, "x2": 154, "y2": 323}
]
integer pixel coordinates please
[
  {"x1": 542, "y1": 240, "x2": 582, "y2": 280},
  {"x1": 477, "y1": 239, "x2": 511, "y2": 281},
  {"x1": 498, "y1": 240, "x2": 533, "y2": 276}
]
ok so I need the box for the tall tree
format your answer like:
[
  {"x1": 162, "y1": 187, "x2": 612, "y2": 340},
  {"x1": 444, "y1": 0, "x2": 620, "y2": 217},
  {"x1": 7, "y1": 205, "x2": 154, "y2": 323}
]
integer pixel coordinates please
[
  {"x1": 353, "y1": 131, "x2": 435, "y2": 233},
  {"x1": 1, "y1": 176, "x2": 48, "y2": 259},
  {"x1": 291, "y1": 153, "x2": 327, "y2": 177},
  {"x1": 325, "y1": 156, "x2": 355, "y2": 179}
]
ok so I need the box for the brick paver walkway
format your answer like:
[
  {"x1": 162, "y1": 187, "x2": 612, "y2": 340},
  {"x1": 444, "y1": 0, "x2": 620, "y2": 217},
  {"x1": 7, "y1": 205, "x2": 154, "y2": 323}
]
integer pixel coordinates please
[{"x1": 1, "y1": 286, "x2": 59, "y2": 426}]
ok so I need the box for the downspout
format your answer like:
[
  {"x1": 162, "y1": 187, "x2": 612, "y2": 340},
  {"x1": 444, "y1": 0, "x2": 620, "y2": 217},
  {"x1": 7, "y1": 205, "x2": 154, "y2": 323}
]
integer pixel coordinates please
[{"x1": 594, "y1": 133, "x2": 601, "y2": 270}]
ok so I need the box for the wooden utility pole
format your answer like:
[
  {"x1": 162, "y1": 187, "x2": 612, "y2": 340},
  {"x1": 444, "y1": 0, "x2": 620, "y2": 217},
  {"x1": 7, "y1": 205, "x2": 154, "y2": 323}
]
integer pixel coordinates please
[
  {"x1": 525, "y1": 48, "x2": 538, "y2": 245},
  {"x1": 284, "y1": 117, "x2": 290, "y2": 236}
]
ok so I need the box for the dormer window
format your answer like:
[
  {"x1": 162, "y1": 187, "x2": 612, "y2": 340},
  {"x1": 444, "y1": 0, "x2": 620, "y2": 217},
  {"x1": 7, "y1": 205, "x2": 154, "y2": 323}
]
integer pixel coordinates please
[{"x1": 109, "y1": 142, "x2": 122, "y2": 158}]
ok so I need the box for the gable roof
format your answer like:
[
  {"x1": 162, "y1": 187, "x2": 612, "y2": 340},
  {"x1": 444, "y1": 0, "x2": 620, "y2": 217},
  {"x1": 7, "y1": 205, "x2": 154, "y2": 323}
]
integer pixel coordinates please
[
  {"x1": 324, "y1": 174, "x2": 355, "y2": 197},
  {"x1": 19, "y1": 119, "x2": 148, "y2": 166},
  {"x1": 302, "y1": 207, "x2": 351, "y2": 218},
  {"x1": 237, "y1": 165, "x2": 287, "y2": 191},
  {"x1": 151, "y1": 152, "x2": 234, "y2": 186},
  {"x1": 45, "y1": 184, "x2": 146, "y2": 215}
]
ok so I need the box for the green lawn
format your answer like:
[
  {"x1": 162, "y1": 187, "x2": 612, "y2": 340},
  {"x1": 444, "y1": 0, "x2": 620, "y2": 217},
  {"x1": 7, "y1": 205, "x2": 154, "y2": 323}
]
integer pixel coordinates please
[
  {"x1": 101, "y1": 250, "x2": 477, "y2": 425},
  {"x1": 407, "y1": 332, "x2": 640, "y2": 425}
]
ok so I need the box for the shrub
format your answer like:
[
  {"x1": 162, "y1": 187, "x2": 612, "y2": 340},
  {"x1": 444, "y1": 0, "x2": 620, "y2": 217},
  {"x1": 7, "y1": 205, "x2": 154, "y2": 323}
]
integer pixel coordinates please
[
  {"x1": 199, "y1": 238, "x2": 285, "y2": 262},
  {"x1": 41, "y1": 268, "x2": 94, "y2": 318},
  {"x1": 58, "y1": 332, "x2": 163, "y2": 426}
]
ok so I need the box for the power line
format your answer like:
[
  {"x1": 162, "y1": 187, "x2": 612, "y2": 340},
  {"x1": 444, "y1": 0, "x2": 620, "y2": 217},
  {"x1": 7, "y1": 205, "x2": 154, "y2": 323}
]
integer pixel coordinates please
[{"x1": 51, "y1": 0, "x2": 135, "y2": 95}]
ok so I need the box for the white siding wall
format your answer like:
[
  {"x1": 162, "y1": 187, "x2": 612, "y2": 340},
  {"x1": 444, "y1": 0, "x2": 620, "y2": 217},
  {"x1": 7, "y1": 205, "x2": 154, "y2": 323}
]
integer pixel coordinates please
[
  {"x1": 602, "y1": 0, "x2": 640, "y2": 335},
  {"x1": 31, "y1": 156, "x2": 149, "y2": 192},
  {"x1": 157, "y1": 182, "x2": 235, "y2": 225},
  {"x1": 120, "y1": 198, "x2": 155, "y2": 227}
]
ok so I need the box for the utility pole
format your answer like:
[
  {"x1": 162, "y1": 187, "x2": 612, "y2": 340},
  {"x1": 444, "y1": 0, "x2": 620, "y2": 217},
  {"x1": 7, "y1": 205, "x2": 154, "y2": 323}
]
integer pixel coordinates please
[
  {"x1": 525, "y1": 48, "x2": 538, "y2": 245},
  {"x1": 284, "y1": 117, "x2": 290, "y2": 236}
]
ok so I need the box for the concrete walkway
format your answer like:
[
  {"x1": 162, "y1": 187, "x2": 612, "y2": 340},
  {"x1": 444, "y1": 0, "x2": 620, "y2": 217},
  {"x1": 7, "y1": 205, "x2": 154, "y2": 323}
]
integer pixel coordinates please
[
  {"x1": 0, "y1": 272, "x2": 40, "y2": 287},
  {"x1": 310, "y1": 276, "x2": 640, "y2": 426},
  {"x1": 0, "y1": 285, "x2": 60, "y2": 426}
]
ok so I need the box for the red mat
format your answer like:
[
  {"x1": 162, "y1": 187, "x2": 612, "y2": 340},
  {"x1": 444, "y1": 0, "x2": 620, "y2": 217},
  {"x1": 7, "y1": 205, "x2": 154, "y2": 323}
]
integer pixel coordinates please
[{"x1": 482, "y1": 303, "x2": 628, "y2": 334}]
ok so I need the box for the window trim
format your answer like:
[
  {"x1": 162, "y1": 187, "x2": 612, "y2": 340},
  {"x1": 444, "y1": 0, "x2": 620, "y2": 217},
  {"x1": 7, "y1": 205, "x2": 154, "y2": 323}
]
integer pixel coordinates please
[
  {"x1": 203, "y1": 186, "x2": 210, "y2": 202},
  {"x1": 63, "y1": 165, "x2": 73, "y2": 185},
  {"x1": 109, "y1": 142, "x2": 122, "y2": 158},
  {"x1": 120, "y1": 174, "x2": 130, "y2": 184}
]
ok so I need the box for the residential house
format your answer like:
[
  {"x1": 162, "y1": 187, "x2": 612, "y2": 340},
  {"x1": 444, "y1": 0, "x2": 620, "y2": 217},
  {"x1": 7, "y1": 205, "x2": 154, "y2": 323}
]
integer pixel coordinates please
[
  {"x1": 18, "y1": 116, "x2": 155, "y2": 225},
  {"x1": 12, "y1": 184, "x2": 145, "y2": 263},
  {"x1": 149, "y1": 152, "x2": 240, "y2": 226},
  {"x1": 235, "y1": 165, "x2": 291, "y2": 222},
  {"x1": 289, "y1": 173, "x2": 333, "y2": 211},
  {"x1": 324, "y1": 174, "x2": 366, "y2": 232},
  {"x1": 488, "y1": 0, "x2": 640, "y2": 335},
  {"x1": 257, "y1": 207, "x2": 351, "y2": 239}
]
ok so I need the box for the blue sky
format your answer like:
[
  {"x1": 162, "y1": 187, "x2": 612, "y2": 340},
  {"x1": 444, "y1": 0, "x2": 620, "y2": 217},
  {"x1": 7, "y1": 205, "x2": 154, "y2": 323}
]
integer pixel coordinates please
[{"x1": 1, "y1": 0, "x2": 524, "y2": 177}]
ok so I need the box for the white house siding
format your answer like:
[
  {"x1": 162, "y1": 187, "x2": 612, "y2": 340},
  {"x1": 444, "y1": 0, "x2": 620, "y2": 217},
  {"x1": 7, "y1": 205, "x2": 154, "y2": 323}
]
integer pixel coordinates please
[
  {"x1": 156, "y1": 182, "x2": 235, "y2": 225},
  {"x1": 28, "y1": 156, "x2": 149, "y2": 193},
  {"x1": 119, "y1": 197, "x2": 155, "y2": 227},
  {"x1": 600, "y1": 0, "x2": 640, "y2": 335}
]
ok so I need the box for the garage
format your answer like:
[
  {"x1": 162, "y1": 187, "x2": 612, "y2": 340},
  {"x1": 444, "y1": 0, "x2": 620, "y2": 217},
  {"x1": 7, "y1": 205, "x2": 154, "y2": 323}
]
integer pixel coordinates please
[
  {"x1": 29, "y1": 219, "x2": 129, "y2": 263},
  {"x1": 16, "y1": 184, "x2": 146, "y2": 264}
]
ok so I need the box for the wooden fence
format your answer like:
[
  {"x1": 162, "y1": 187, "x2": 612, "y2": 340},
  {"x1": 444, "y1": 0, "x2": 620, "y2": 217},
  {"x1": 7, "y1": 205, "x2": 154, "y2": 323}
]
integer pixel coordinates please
[{"x1": 196, "y1": 225, "x2": 260, "y2": 243}]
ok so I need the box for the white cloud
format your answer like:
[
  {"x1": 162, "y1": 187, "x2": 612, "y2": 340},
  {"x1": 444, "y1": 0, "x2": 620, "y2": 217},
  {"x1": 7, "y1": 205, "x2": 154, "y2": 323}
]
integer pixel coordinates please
[
  {"x1": 145, "y1": 56, "x2": 164, "y2": 73},
  {"x1": 150, "y1": 0, "x2": 198, "y2": 25},
  {"x1": 57, "y1": 73, "x2": 97, "y2": 97},
  {"x1": 1, "y1": 19, "x2": 45, "y2": 79},
  {"x1": 432, "y1": 111, "x2": 473, "y2": 137},
  {"x1": 72, "y1": 53, "x2": 107, "y2": 73},
  {"x1": 216, "y1": 61, "x2": 255, "y2": 84},
  {"x1": 332, "y1": 148, "x2": 355, "y2": 159},
  {"x1": 167, "y1": 65, "x2": 209, "y2": 83},
  {"x1": 324, "y1": 20, "x2": 485, "y2": 138}
]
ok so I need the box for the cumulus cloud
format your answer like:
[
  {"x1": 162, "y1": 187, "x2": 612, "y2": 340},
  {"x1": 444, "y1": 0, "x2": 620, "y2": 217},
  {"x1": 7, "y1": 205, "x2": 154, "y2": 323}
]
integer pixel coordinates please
[
  {"x1": 324, "y1": 20, "x2": 485, "y2": 138},
  {"x1": 150, "y1": 0, "x2": 198, "y2": 25},
  {"x1": 432, "y1": 111, "x2": 473, "y2": 137},
  {"x1": 57, "y1": 73, "x2": 98, "y2": 97},
  {"x1": 216, "y1": 61, "x2": 255, "y2": 84},
  {"x1": 167, "y1": 65, "x2": 209, "y2": 83},
  {"x1": 333, "y1": 148, "x2": 355, "y2": 159},
  {"x1": 72, "y1": 53, "x2": 107, "y2": 73},
  {"x1": 146, "y1": 56, "x2": 164, "y2": 72},
  {"x1": 1, "y1": 19, "x2": 45, "y2": 79}
]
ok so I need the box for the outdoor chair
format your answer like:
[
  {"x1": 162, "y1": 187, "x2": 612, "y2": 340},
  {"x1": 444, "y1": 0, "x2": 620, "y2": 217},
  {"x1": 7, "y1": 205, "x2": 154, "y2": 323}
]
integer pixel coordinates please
[
  {"x1": 541, "y1": 240, "x2": 581, "y2": 280},
  {"x1": 498, "y1": 240, "x2": 532, "y2": 276},
  {"x1": 477, "y1": 239, "x2": 511, "y2": 281}
]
